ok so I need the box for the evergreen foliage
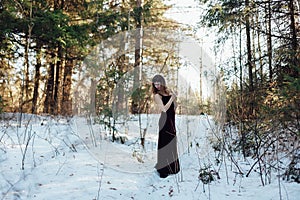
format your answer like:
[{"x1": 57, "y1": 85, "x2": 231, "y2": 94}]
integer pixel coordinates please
[{"x1": 200, "y1": 0, "x2": 299, "y2": 184}]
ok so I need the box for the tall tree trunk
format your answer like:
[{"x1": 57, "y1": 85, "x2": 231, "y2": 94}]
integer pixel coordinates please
[
  {"x1": 61, "y1": 58, "x2": 73, "y2": 116},
  {"x1": 246, "y1": 0, "x2": 253, "y2": 92},
  {"x1": 115, "y1": 46, "x2": 126, "y2": 116},
  {"x1": 245, "y1": 0, "x2": 254, "y2": 117},
  {"x1": 32, "y1": 45, "x2": 42, "y2": 114},
  {"x1": 43, "y1": 52, "x2": 55, "y2": 114},
  {"x1": 23, "y1": 33, "x2": 30, "y2": 112},
  {"x1": 52, "y1": 0, "x2": 65, "y2": 114},
  {"x1": 239, "y1": 23, "x2": 243, "y2": 93},
  {"x1": 238, "y1": 21, "x2": 247, "y2": 158},
  {"x1": 90, "y1": 78, "x2": 96, "y2": 115},
  {"x1": 132, "y1": 0, "x2": 143, "y2": 114},
  {"x1": 54, "y1": 46, "x2": 63, "y2": 114},
  {"x1": 251, "y1": 14, "x2": 257, "y2": 85},
  {"x1": 23, "y1": 0, "x2": 34, "y2": 113},
  {"x1": 288, "y1": 0, "x2": 299, "y2": 77},
  {"x1": 267, "y1": 0, "x2": 273, "y2": 82},
  {"x1": 255, "y1": 7, "x2": 263, "y2": 84}
]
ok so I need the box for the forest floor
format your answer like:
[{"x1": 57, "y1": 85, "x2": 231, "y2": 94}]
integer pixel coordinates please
[{"x1": 0, "y1": 113, "x2": 299, "y2": 199}]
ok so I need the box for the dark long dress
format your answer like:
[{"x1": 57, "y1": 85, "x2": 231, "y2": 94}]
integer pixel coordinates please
[{"x1": 155, "y1": 94, "x2": 180, "y2": 178}]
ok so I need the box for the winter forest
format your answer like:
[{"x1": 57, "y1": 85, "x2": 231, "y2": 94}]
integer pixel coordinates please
[{"x1": 0, "y1": 0, "x2": 299, "y2": 199}]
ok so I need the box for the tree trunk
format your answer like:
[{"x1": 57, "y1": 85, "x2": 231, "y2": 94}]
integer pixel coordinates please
[
  {"x1": 43, "y1": 52, "x2": 55, "y2": 114},
  {"x1": 245, "y1": 0, "x2": 254, "y2": 117},
  {"x1": 239, "y1": 21, "x2": 247, "y2": 158},
  {"x1": 32, "y1": 45, "x2": 42, "y2": 114},
  {"x1": 52, "y1": 0, "x2": 64, "y2": 114},
  {"x1": 288, "y1": 0, "x2": 299, "y2": 78},
  {"x1": 23, "y1": 33, "x2": 30, "y2": 113},
  {"x1": 90, "y1": 78, "x2": 96, "y2": 115},
  {"x1": 246, "y1": 0, "x2": 253, "y2": 92},
  {"x1": 61, "y1": 58, "x2": 73, "y2": 116},
  {"x1": 54, "y1": 46, "x2": 63, "y2": 114},
  {"x1": 239, "y1": 22, "x2": 243, "y2": 92},
  {"x1": 251, "y1": 14, "x2": 257, "y2": 85},
  {"x1": 255, "y1": 7, "x2": 263, "y2": 84},
  {"x1": 132, "y1": 0, "x2": 143, "y2": 114},
  {"x1": 266, "y1": 0, "x2": 273, "y2": 82}
]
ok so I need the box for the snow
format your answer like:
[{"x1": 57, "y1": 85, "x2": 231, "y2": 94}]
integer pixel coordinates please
[{"x1": 0, "y1": 113, "x2": 299, "y2": 200}]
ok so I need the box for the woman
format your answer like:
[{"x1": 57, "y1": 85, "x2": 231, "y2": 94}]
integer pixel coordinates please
[{"x1": 152, "y1": 74, "x2": 180, "y2": 178}]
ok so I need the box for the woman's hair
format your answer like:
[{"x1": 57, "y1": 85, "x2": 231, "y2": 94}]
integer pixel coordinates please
[{"x1": 152, "y1": 74, "x2": 169, "y2": 94}]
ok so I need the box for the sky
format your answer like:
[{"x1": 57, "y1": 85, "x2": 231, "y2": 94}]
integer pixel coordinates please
[
  {"x1": 164, "y1": 0, "x2": 202, "y2": 24},
  {"x1": 163, "y1": 0, "x2": 216, "y2": 58},
  {"x1": 163, "y1": 0, "x2": 218, "y2": 100}
]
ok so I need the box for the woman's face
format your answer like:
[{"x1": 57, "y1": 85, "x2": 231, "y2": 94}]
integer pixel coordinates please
[{"x1": 154, "y1": 81, "x2": 161, "y2": 90}]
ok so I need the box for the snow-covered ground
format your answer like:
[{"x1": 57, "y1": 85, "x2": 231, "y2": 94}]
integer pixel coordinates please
[{"x1": 0, "y1": 113, "x2": 299, "y2": 200}]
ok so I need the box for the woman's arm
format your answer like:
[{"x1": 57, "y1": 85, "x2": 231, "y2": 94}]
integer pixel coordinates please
[
  {"x1": 171, "y1": 91, "x2": 177, "y2": 111},
  {"x1": 154, "y1": 94, "x2": 175, "y2": 112},
  {"x1": 173, "y1": 97, "x2": 177, "y2": 111}
]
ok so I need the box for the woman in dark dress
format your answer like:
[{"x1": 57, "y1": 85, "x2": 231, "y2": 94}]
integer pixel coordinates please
[{"x1": 152, "y1": 75, "x2": 180, "y2": 178}]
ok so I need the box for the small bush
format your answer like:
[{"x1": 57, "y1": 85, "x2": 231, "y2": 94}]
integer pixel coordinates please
[{"x1": 198, "y1": 166, "x2": 216, "y2": 184}]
